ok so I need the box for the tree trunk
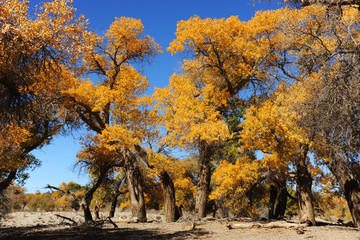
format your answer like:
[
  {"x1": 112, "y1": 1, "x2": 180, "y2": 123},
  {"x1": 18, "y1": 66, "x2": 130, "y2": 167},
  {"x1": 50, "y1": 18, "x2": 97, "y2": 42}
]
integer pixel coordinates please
[
  {"x1": 326, "y1": 153, "x2": 360, "y2": 228},
  {"x1": 195, "y1": 141, "x2": 212, "y2": 219},
  {"x1": 125, "y1": 152, "x2": 146, "y2": 222},
  {"x1": 268, "y1": 185, "x2": 278, "y2": 219},
  {"x1": 296, "y1": 144, "x2": 315, "y2": 225},
  {"x1": 274, "y1": 180, "x2": 288, "y2": 219},
  {"x1": 81, "y1": 197, "x2": 93, "y2": 223},
  {"x1": 81, "y1": 167, "x2": 109, "y2": 223},
  {"x1": 108, "y1": 192, "x2": 120, "y2": 218},
  {"x1": 94, "y1": 203, "x2": 100, "y2": 220},
  {"x1": 160, "y1": 171, "x2": 178, "y2": 222}
]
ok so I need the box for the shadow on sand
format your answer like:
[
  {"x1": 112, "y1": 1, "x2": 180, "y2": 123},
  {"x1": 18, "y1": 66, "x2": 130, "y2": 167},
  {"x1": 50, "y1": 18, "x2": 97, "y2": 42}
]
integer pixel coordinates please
[{"x1": 0, "y1": 225, "x2": 210, "y2": 240}]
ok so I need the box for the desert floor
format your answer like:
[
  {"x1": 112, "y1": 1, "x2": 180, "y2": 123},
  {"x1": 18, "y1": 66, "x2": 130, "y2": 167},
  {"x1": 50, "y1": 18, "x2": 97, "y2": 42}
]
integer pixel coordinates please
[{"x1": 1, "y1": 211, "x2": 359, "y2": 240}]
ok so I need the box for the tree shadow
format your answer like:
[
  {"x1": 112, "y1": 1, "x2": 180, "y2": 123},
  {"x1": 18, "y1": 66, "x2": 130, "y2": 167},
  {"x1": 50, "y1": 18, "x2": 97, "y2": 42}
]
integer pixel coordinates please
[{"x1": 0, "y1": 225, "x2": 210, "y2": 240}]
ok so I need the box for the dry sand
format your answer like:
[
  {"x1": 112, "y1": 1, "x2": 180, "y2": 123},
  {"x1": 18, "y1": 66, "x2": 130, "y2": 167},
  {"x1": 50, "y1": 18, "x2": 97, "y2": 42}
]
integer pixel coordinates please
[{"x1": 1, "y1": 211, "x2": 359, "y2": 240}]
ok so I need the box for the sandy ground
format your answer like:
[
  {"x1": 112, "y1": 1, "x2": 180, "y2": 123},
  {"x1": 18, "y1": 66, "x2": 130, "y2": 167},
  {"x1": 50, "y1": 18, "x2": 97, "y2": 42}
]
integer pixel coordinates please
[{"x1": 0, "y1": 211, "x2": 359, "y2": 240}]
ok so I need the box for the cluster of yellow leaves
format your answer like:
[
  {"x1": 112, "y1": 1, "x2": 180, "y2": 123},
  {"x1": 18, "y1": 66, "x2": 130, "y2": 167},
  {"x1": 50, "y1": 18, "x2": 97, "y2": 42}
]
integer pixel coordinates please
[
  {"x1": 210, "y1": 157, "x2": 261, "y2": 200},
  {"x1": 63, "y1": 66, "x2": 148, "y2": 115},
  {"x1": 146, "y1": 149, "x2": 184, "y2": 178},
  {"x1": 105, "y1": 17, "x2": 162, "y2": 62},
  {"x1": 173, "y1": 158, "x2": 197, "y2": 210},
  {"x1": 0, "y1": 0, "x2": 93, "y2": 71},
  {"x1": 153, "y1": 74, "x2": 231, "y2": 148},
  {"x1": 0, "y1": 124, "x2": 30, "y2": 172},
  {"x1": 76, "y1": 134, "x2": 120, "y2": 172},
  {"x1": 61, "y1": 17, "x2": 161, "y2": 160},
  {"x1": 167, "y1": 9, "x2": 293, "y2": 97},
  {"x1": 174, "y1": 176, "x2": 197, "y2": 210}
]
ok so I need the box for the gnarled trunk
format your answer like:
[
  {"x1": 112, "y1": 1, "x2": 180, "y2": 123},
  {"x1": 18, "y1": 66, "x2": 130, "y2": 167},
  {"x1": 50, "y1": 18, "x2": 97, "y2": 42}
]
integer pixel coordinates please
[
  {"x1": 195, "y1": 141, "x2": 212, "y2": 218},
  {"x1": 160, "y1": 171, "x2": 178, "y2": 222},
  {"x1": 125, "y1": 152, "x2": 146, "y2": 222},
  {"x1": 296, "y1": 144, "x2": 315, "y2": 225},
  {"x1": 326, "y1": 154, "x2": 360, "y2": 228}
]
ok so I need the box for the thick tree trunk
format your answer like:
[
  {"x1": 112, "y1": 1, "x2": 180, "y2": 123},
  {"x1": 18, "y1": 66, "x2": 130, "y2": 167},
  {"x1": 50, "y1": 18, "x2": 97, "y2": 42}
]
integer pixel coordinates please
[
  {"x1": 125, "y1": 152, "x2": 146, "y2": 222},
  {"x1": 274, "y1": 181, "x2": 288, "y2": 219},
  {"x1": 296, "y1": 144, "x2": 315, "y2": 225},
  {"x1": 195, "y1": 141, "x2": 212, "y2": 219},
  {"x1": 326, "y1": 154, "x2": 360, "y2": 228},
  {"x1": 160, "y1": 171, "x2": 178, "y2": 222},
  {"x1": 268, "y1": 185, "x2": 278, "y2": 219}
]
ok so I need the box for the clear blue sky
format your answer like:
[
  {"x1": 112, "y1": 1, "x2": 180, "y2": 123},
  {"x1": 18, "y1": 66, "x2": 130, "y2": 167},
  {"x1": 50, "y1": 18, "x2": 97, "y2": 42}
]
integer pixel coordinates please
[{"x1": 24, "y1": 0, "x2": 280, "y2": 193}]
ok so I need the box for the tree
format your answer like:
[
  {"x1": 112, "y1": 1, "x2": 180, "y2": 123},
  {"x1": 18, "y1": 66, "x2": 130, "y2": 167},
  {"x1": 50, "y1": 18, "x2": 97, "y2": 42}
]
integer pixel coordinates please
[
  {"x1": 153, "y1": 73, "x2": 231, "y2": 218},
  {"x1": 166, "y1": 12, "x2": 288, "y2": 218},
  {"x1": 250, "y1": 3, "x2": 360, "y2": 226},
  {"x1": 241, "y1": 87, "x2": 316, "y2": 224},
  {"x1": 61, "y1": 16, "x2": 161, "y2": 222}
]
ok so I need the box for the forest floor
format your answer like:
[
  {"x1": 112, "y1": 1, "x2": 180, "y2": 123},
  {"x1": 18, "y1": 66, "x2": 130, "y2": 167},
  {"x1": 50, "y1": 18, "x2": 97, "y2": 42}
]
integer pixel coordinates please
[{"x1": 0, "y1": 211, "x2": 359, "y2": 240}]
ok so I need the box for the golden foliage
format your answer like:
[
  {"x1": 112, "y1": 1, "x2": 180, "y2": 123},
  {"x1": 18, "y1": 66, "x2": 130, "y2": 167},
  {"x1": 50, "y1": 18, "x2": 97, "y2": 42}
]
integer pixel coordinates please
[
  {"x1": 210, "y1": 157, "x2": 261, "y2": 200},
  {"x1": 153, "y1": 73, "x2": 231, "y2": 148}
]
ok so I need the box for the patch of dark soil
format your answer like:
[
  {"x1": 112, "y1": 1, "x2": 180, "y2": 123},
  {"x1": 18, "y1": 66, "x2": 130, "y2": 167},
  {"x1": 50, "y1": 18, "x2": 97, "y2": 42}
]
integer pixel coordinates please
[{"x1": 0, "y1": 225, "x2": 210, "y2": 240}]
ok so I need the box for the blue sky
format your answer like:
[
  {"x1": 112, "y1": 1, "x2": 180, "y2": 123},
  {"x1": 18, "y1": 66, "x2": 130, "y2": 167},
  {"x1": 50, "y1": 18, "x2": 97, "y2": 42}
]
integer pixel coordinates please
[{"x1": 24, "y1": 0, "x2": 280, "y2": 193}]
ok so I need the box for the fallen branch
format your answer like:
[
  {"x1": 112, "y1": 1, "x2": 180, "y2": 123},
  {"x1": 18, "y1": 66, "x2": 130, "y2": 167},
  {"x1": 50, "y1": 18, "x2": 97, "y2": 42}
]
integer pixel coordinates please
[
  {"x1": 262, "y1": 221, "x2": 308, "y2": 229},
  {"x1": 227, "y1": 222, "x2": 261, "y2": 229},
  {"x1": 227, "y1": 221, "x2": 308, "y2": 230},
  {"x1": 107, "y1": 217, "x2": 118, "y2": 228},
  {"x1": 54, "y1": 214, "x2": 78, "y2": 226}
]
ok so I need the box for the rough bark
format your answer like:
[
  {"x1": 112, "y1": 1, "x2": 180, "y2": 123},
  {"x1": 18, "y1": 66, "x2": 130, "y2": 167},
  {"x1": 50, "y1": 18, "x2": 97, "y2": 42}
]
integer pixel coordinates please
[
  {"x1": 195, "y1": 141, "x2": 212, "y2": 219},
  {"x1": 295, "y1": 144, "x2": 315, "y2": 226},
  {"x1": 125, "y1": 151, "x2": 146, "y2": 222},
  {"x1": 325, "y1": 154, "x2": 360, "y2": 228},
  {"x1": 160, "y1": 171, "x2": 178, "y2": 222}
]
